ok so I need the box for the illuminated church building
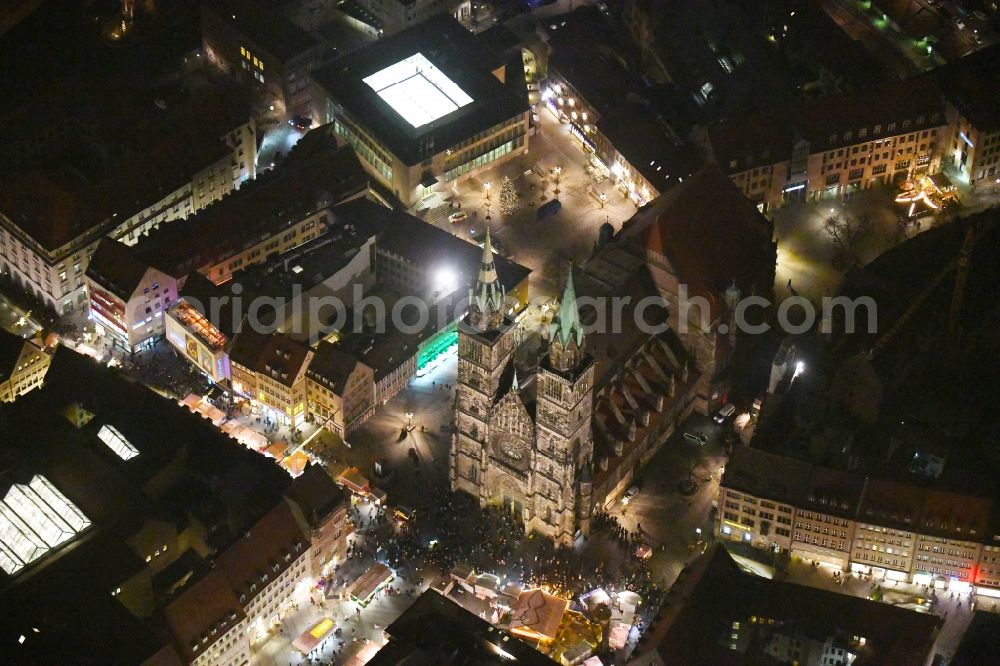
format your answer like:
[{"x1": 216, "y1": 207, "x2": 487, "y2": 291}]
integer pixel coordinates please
[{"x1": 451, "y1": 231, "x2": 596, "y2": 545}]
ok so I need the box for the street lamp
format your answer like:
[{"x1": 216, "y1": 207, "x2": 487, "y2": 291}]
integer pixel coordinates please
[
  {"x1": 405, "y1": 412, "x2": 414, "y2": 431},
  {"x1": 484, "y1": 181, "x2": 492, "y2": 201},
  {"x1": 553, "y1": 166, "x2": 562, "y2": 199},
  {"x1": 599, "y1": 192, "x2": 607, "y2": 208}
]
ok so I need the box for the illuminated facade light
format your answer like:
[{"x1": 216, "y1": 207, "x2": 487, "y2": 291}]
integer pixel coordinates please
[
  {"x1": 0, "y1": 475, "x2": 91, "y2": 575},
  {"x1": 97, "y1": 424, "x2": 139, "y2": 460}
]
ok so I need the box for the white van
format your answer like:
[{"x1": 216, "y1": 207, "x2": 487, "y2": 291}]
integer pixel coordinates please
[{"x1": 714, "y1": 403, "x2": 736, "y2": 424}]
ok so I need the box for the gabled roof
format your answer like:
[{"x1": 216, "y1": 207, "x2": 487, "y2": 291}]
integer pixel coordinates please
[
  {"x1": 306, "y1": 342, "x2": 363, "y2": 394},
  {"x1": 619, "y1": 164, "x2": 776, "y2": 312},
  {"x1": 0, "y1": 328, "x2": 29, "y2": 381},
  {"x1": 85, "y1": 238, "x2": 150, "y2": 301},
  {"x1": 285, "y1": 463, "x2": 348, "y2": 527},
  {"x1": 230, "y1": 330, "x2": 311, "y2": 388}
]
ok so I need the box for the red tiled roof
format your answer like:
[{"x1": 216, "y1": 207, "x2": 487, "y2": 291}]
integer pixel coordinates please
[{"x1": 622, "y1": 165, "x2": 775, "y2": 313}]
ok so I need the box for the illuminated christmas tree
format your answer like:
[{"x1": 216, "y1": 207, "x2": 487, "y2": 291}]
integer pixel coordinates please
[{"x1": 499, "y1": 176, "x2": 518, "y2": 217}]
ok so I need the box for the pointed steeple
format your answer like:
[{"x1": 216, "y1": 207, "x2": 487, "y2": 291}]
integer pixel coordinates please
[
  {"x1": 548, "y1": 267, "x2": 586, "y2": 372},
  {"x1": 550, "y1": 268, "x2": 584, "y2": 348},
  {"x1": 466, "y1": 227, "x2": 505, "y2": 331},
  {"x1": 511, "y1": 368, "x2": 520, "y2": 392},
  {"x1": 478, "y1": 228, "x2": 499, "y2": 285}
]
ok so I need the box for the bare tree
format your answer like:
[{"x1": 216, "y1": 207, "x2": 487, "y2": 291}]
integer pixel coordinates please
[{"x1": 824, "y1": 213, "x2": 872, "y2": 268}]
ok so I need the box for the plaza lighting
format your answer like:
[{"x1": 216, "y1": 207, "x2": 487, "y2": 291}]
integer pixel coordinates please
[
  {"x1": 434, "y1": 267, "x2": 458, "y2": 293},
  {"x1": 484, "y1": 181, "x2": 492, "y2": 200}
]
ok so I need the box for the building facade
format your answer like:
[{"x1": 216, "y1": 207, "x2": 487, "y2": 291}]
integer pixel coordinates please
[
  {"x1": 718, "y1": 448, "x2": 997, "y2": 592},
  {"x1": 230, "y1": 331, "x2": 314, "y2": 427},
  {"x1": 0, "y1": 331, "x2": 51, "y2": 402},
  {"x1": 357, "y1": 0, "x2": 471, "y2": 35},
  {"x1": 707, "y1": 79, "x2": 949, "y2": 211},
  {"x1": 306, "y1": 342, "x2": 376, "y2": 436},
  {"x1": 85, "y1": 240, "x2": 178, "y2": 353}
]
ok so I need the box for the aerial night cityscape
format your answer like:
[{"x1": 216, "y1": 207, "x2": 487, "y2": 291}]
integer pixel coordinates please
[{"x1": 2, "y1": 1, "x2": 1000, "y2": 665}]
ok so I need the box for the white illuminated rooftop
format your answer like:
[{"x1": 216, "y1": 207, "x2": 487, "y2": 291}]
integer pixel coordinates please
[
  {"x1": 363, "y1": 53, "x2": 473, "y2": 128},
  {"x1": 98, "y1": 424, "x2": 139, "y2": 461},
  {"x1": 0, "y1": 475, "x2": 91, "y2": 575}
]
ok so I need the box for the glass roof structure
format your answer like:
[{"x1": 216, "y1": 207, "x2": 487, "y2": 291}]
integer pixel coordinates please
[
  {"x1": 363, "y1": 53, "x2": 473, "y2": 128},
  {"x1": 0, "y1": 475, "x2": 91, "y2": 575},
  {"x1": 98, "y1": 424, "x2": 140, "y2": 461}
]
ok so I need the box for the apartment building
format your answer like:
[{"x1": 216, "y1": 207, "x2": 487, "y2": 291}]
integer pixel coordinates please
[
  {"x1": 230, "y1": 330, "x2": 313, "y2": 427},
  {"x1": 306, "y1": 342, "x2": 375, "y2": 436},
  {"x1": 286, "y1": 462, "x2": 354, "y2": 579},
  {"x1": 85, "y1": 239, "x2": 178, "y2": 353},
  {"x1": 0, "y1": 172, "x2": 109, "y2": 314},
  {"x1": 132, "y1": 136, "x2": 373, "y2": 286},
  {"x1": 791, "y1": 467, "x2": 863, "y2": 570},
  {"x1": 719, "y1": 448, "x2": 997, "y2": 592},
  {"x1": 201, "y1": 0, "x2": 325, "y2": 118},
  {"x1": 707, "y1": 78, "x2": 947, "y2": 211},
  {"x1": 312, "y1": 15, "x2": 530, "y2": 206},
  {"x1": 109, "y1": 115, "x2": 257, "y2": 246},
  {"x1": 717, "y1": 451, "x2": 806, "y2": 552},
  {"x1": 544, "y1": 8, "x2": 691, "y2": 208},
  {"x1": 356, "y1": 0, "x2": 471, "y2": 35},
  {"x1": 937, "y1": 44, "x2": 1000, "y2": 189},
  {"x1": 0, "y1": 330, "x2": 51, "y2": 402},
  {"x1": 165, "y1": 501, "x2": 312, "y2": 666}
]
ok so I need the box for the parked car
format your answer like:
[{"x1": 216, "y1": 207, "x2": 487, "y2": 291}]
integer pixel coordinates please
[
  {"x1": 714, "y1": 403, "x2": 736, "y2": 424},
  {"x1": 448, "y1": 211, "x2": 468, "y2": 224},
  {"x1": 622, "y1": 486, "x2": 639, "y2": 505},
  {"x1": 289, "y1": 115, "x2": 312, "y2": 131},
  {"x1": 683, "y1": 431, "x2": 708, "y2": 446},
  {"x1": 537, "y1": 199, "x2": 562, "y2": 220}
]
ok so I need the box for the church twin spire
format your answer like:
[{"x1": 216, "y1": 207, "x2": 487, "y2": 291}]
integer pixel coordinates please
[
  {"x1": 466, "y1": 228, "x2": 505, "y2": 331},
  {"x1": 548, "y1": 268, "x2": 586, "y2": 372}
]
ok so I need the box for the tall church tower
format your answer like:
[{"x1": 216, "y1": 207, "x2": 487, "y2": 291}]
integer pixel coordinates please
[
  {"x1": 533, "y1": 270, "x2": 595, "y2": 544},
  {"x1": 451, "y1": 230, "x2": 518, "y2": 498}
]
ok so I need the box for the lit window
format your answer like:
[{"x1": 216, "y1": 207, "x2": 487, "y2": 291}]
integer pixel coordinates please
[{"x1": 97, "y1": 425, "x2": 139, "y2": 460}]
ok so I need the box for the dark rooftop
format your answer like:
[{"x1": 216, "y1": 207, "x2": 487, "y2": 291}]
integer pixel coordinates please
[
  {"x1": 545, "y1": 7, "x2": 693, "y2": 193},
  {"x1": 203, "y1": 0, "x2": 317, "y2": 64},
  {"x1": 935, "y1": 43, "x2": 1000, "y2": 132},
  {"x1": 0, "y1": 328, "x2": 32, "y2": 383},
  {"x1": 708, "y1": 76, "x2": 946, "y2": 174},
  {"x1": 85, "y1": 238, "x2": 150, "y2": 302},
  {"x1": 307, "y1": 342, "x2": 365, "y2": 395},
  {"x1": 134, "y1": 131, "x2": 371, "y2": 278},
  {"x1": 368, "y1": 590, "x2": 558, "y2": 665},
  {"x1": 332, "y1": 198, "x2": 531, "y2": 296},
  {"x1": 0, "y1": 346, "x2": 290, "y2": 663},
  {"x1": 229, "y1": 330, "x2": 311, "y2": 388},
  {"x1": 311, "y1": 15, "x2": 529, "y2": 165},
  {"x1": 647, "y1": 545, "x2": 941, "y2": 665}
]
